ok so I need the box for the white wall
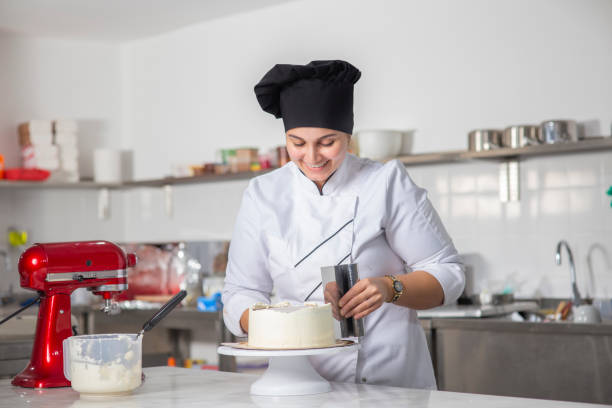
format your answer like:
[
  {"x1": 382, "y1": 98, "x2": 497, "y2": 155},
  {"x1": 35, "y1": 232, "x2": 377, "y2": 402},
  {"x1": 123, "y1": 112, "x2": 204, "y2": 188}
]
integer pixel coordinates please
[
  {"x1": 0, "y1": 32, "x2": 125, "y2": 292},
  {"x1": 2, "y1": 0, "x2": 612, "y2": 299},
  {"x1": 0, "y1": 193, "x2": 15, "y2": 292},
  {"x1": 0, "y1": 32, "x2": 125, "y2": 174},
  {"x1": 120, "y1": 0, "x2": 612, "y2": 299},
  {"x1": 123, "y1": 0, "x2": 612, "y2": 179},
  {"x1": 122, "y1": 180, "x2": 247, "y2": 243},
  {"x1": 409, "y1": 152, "x2": 612, "y2": 299}
]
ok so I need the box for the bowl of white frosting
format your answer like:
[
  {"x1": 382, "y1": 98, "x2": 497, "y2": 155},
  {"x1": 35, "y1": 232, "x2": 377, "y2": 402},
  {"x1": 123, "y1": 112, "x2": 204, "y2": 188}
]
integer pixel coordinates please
[{"x1": 63, "y1": 334, "x2": 142, "y2": 396}]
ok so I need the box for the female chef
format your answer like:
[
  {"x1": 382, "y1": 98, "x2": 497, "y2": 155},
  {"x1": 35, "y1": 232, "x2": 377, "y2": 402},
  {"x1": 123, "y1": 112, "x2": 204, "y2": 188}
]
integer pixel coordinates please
[{"x1": 222, "y1": 60, "x2": 464, "y2": 389}]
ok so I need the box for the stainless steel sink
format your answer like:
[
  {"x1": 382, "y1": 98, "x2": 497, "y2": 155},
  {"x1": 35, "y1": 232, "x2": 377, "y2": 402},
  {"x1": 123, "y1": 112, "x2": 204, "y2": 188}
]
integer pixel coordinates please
[{"x1": 417, "y1": 301, "x2": 539, "y2": 318}]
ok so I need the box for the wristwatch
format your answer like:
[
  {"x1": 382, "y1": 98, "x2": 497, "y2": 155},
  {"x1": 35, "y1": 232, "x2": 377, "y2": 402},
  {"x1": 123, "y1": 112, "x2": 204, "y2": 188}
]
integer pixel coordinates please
[{"x1": 385, "y1": 275, "x2": 404, "y2": 303}]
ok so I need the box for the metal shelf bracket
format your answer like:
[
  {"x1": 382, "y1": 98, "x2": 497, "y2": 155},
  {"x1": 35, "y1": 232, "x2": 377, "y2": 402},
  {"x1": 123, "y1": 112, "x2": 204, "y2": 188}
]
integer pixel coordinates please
[
  {"x1": 499, "y1": 160, "x2": 520, "y2": 202},
  {"x1": 164, "y1": 185, "x2": 173, "y2": 217},
  {"x1": 97, "y1": 188, "x2": 110, "y2": 220}
]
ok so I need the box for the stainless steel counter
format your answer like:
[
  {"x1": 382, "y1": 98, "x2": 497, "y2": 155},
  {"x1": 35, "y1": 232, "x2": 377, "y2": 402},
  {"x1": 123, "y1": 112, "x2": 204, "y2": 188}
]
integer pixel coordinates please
[
  {"x1": 3, "y1": 305, "x2": 611, "y2": 403},
  {"x1": 417, "y1": 301, "x2": 540, "y2": 318},
  {"x1": 422, "y1": 316, "x2": 612, "y2": 334},
  {"x1": 0, "y1": 366, "x2": 602, "y2": 408}
]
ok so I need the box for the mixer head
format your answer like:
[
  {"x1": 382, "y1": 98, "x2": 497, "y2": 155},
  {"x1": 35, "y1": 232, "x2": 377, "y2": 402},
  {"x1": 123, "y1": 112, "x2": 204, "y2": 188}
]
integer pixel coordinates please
[{"x1": 18, "y1": 240, "x2": 136, "y2": 311}]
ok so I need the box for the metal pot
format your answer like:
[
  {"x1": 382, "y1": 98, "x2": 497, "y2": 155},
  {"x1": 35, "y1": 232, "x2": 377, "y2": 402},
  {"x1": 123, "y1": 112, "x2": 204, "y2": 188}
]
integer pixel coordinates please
[
  {"x1": 540, "y1": 120, "x2": 579, "y2": 144},
  {"x1": 502, "y1": 125, "x2": 542, "y2": 148},
  {"x1": 468, "y1": 129, "x2": 503, "y2": 151},
  {"x1": 471, "y1": 293, "x2": 514, "y2": 306}
]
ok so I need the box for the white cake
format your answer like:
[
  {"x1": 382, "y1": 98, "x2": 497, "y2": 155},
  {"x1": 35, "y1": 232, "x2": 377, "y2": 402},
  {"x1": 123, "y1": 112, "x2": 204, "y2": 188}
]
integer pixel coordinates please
[{"x1": 248, "y1": 302, "x2": 336, "y2": 349}]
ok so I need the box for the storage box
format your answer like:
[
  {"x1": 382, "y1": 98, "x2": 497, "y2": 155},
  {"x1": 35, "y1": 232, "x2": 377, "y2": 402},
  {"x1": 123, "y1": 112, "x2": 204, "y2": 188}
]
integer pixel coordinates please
[{"x1": 235, "y1": 148, "x2": 258, "y2": 172}]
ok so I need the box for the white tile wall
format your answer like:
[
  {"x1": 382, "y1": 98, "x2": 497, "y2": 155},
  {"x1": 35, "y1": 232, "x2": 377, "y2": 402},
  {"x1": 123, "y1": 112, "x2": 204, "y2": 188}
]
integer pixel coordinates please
[
  {"x1": 0, "y1": 192, "x2": 16, "y2": 292},
  {"x1": 10, "y1": 188, "x2": 126, "y2": 243},
  {"x1": 409, "y1": 150, "x2": 612, "y2": 299},
  {"x1": 0, "y1": 181, "x2": 246, "y2": 293},
  {"x1": 122, "y1": 180, "x2": 248, "y2": 243},
  {"x1": 2, "y1": 150, "x2": 611, "y2": 299}
]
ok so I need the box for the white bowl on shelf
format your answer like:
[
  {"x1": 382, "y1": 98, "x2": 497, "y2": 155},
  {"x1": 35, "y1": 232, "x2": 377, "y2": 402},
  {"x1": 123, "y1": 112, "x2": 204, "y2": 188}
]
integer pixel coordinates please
[{"x1": 355, "y1": 130, "x2": 403, "y2": 160}]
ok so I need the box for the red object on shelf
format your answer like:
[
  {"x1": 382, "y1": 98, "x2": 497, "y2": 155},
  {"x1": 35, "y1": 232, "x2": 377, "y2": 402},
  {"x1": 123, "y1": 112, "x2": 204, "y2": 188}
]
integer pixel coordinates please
[
  {"x1": 3, "y1": 168, "x2": 51, "y2": 181},
  {"x1": 201, "y1": 365, "x2": 219, "y2": 371}
]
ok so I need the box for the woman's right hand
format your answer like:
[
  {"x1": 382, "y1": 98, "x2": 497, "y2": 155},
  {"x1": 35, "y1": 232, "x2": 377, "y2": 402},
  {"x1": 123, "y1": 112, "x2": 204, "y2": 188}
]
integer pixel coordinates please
[
  {"x1": 240, "y1": 309, "x2": 249, "y2": 333},
  {"x1": 324, "y1": 281, "x2": 341, "y2": 320}
]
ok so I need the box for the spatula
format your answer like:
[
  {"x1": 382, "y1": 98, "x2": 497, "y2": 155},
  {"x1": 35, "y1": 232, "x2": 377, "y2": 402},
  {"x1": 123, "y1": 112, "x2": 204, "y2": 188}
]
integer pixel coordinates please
[{"x1": 136, "y1": 290, "x2": 187, "y2": 339}]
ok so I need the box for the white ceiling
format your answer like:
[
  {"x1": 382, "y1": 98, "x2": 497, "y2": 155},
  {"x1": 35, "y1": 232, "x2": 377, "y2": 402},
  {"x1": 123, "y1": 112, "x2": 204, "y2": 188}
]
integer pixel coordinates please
[{"x1": 0, "y1": 0, "x2": 296, "y2": 43}]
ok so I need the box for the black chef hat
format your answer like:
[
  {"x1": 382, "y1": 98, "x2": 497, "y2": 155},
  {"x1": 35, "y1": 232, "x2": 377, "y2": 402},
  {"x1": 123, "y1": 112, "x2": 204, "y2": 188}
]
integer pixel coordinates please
[{"x1": 254, "y1": 60, "x2": 361, "y2": 134}]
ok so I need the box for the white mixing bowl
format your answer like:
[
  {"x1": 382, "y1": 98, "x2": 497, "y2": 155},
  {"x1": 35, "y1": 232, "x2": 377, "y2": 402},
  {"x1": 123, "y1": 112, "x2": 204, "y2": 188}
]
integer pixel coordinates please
[
  {"x1": 355, "y1": 130, "x2": 403, "y2": 160},
  {"x1": 63, "y1": 334, "x2": 142, "y2": 396}
]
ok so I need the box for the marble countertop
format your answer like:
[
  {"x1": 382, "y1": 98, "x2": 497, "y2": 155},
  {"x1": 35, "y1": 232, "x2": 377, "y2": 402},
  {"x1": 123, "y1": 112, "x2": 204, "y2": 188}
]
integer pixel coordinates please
[{"x1": 0, "y1": 367, "x2": 604, "y2": 407}]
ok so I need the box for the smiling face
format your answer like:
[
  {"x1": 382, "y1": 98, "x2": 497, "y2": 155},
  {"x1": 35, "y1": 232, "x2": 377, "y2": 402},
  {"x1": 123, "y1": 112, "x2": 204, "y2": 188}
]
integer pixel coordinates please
[{"x1": 285, "y1": 127, "x2": 351, "y2": 189}]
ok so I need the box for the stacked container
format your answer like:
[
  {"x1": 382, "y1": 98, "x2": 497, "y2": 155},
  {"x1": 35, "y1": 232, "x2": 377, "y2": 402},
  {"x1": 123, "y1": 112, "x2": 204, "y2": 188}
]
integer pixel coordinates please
[
  {"x1": 53, "y1": 119, "x2": 80, "y2": 182},
  {"x1": 18, "y1": 120, "x2": 59, "y2": 171}
]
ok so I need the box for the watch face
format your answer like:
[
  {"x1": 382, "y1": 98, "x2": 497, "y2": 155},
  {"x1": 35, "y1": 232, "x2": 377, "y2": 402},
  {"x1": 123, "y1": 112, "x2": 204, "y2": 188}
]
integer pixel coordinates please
[{"x1": 393, "y1": 280, "x2": 403, "y2": 292}]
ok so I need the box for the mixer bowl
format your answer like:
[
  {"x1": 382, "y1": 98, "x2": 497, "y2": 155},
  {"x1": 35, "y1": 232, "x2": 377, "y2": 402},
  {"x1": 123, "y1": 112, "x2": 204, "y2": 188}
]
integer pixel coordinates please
[{"x1": 63, "y1": 334, "x2": 142, "y2": 396}]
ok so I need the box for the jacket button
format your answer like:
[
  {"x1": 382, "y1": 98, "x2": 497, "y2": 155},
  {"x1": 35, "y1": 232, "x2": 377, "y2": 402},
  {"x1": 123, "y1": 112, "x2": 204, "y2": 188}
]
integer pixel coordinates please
[{"x1": 361, "y1": 377, "x2": 367, "y2": 383}]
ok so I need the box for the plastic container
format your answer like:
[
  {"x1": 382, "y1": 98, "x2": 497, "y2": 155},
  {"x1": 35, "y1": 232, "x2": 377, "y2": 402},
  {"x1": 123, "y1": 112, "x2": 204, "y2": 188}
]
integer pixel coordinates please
[
  {"x1": 258, "y1": 153, "x2": 272, "y2": 170},
  {"x1": 227, "y1": 149, "x2": 238, "y2": 173},
  {"x1": 63, "y1": 334, "x2": 142, "y2": 396},
  {"x1": 3, "y1": 168, "x2": 51, "y2": 181},
  {"x1": 197, "y1": 292, "x2": 222, "y2": 312},
  {"x1": 93, "y1": 149, "x2": 122, "y2": 183},
  {"x1": 276, "y1": 146, "x2": 290, "y2": 167},
  {"x1": 167, "y1": 242, "x2": 202, "y2": 305},
  {"x1": 235, "y1": 148, "x2": 258, "y2": 172}
]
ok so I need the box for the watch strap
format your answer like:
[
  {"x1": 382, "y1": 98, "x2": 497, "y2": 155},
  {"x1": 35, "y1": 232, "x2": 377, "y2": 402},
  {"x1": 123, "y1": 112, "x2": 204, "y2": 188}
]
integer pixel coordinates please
[{"x1": 385, "y1": 274, "x2": 403, "y2": 303}]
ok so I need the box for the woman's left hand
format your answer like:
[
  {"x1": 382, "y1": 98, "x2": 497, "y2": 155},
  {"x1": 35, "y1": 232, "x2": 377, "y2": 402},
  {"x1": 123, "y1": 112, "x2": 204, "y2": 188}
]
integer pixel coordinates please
[{"x1": 339, "y1": 277, "x2": 392, "y2": 320}]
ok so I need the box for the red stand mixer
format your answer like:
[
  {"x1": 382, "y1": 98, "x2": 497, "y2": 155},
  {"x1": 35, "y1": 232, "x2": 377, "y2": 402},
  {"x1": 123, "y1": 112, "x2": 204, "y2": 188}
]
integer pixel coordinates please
[{"x1": 11, "y1": 241, "x2": 136, "y2": 388}]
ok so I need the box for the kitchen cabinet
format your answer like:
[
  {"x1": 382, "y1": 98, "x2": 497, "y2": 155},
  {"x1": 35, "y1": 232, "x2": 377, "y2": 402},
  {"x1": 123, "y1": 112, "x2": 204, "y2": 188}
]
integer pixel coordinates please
[
  {"x1": 0, "y1": 313, "x2": 36, "y2": 378},
  {"x1": 421, "y1": 318, "x2": 612, "y2": 405},
  {"x1": 0, "y1": 338, "x2": 32, "y2": 378}
]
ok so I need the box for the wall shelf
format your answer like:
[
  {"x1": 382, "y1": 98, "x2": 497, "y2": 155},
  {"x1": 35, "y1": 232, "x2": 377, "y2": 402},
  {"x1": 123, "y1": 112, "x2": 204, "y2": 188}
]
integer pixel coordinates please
[
  {"x1": 124, "y1": 168, "x2": 276, "y2": 188},
  {"x1": 1, "y1": 138, "x2": 610, "y2": 190},
  {"x1": 0, "y1": 179, "x2": 122, "y2": 190},
  {"x1": 0, "y1": 168, "x2": 276, "y2": 190},
  {"x1": 396, "y1": 137, "x2": 612, "y2": 166}
]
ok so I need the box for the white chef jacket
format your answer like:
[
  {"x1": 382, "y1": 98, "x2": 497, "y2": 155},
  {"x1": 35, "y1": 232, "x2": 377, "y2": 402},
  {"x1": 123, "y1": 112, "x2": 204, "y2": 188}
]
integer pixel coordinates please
[{"x1": 222, "y1": 153, "x2": 464, "y2": 389}]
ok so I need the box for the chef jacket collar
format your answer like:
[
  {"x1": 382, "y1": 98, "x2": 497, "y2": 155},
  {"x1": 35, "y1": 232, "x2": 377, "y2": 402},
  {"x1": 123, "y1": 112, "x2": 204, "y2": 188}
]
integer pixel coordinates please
[{"x1": 290, "y1": 153, "x2": 355, "y2": 196}]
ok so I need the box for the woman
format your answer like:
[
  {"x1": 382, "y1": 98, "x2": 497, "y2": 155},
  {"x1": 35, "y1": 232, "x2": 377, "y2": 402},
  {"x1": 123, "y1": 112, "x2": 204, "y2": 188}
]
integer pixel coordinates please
[{"x1": 222, "y1": 60, "x2": 464, "y2": 389}]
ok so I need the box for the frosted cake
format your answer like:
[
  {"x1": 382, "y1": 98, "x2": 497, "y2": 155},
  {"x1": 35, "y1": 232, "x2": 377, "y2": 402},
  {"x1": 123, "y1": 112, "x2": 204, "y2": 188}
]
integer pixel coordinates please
[{"x1": 248, "y1": 302, "x2": 335, "y2": 349}]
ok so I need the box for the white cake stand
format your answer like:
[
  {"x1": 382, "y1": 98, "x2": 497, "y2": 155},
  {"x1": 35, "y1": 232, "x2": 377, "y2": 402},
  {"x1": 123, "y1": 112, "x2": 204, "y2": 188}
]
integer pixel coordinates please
[{"x1": 217, "y1": 343, "x2": 358, "y2": 396}]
